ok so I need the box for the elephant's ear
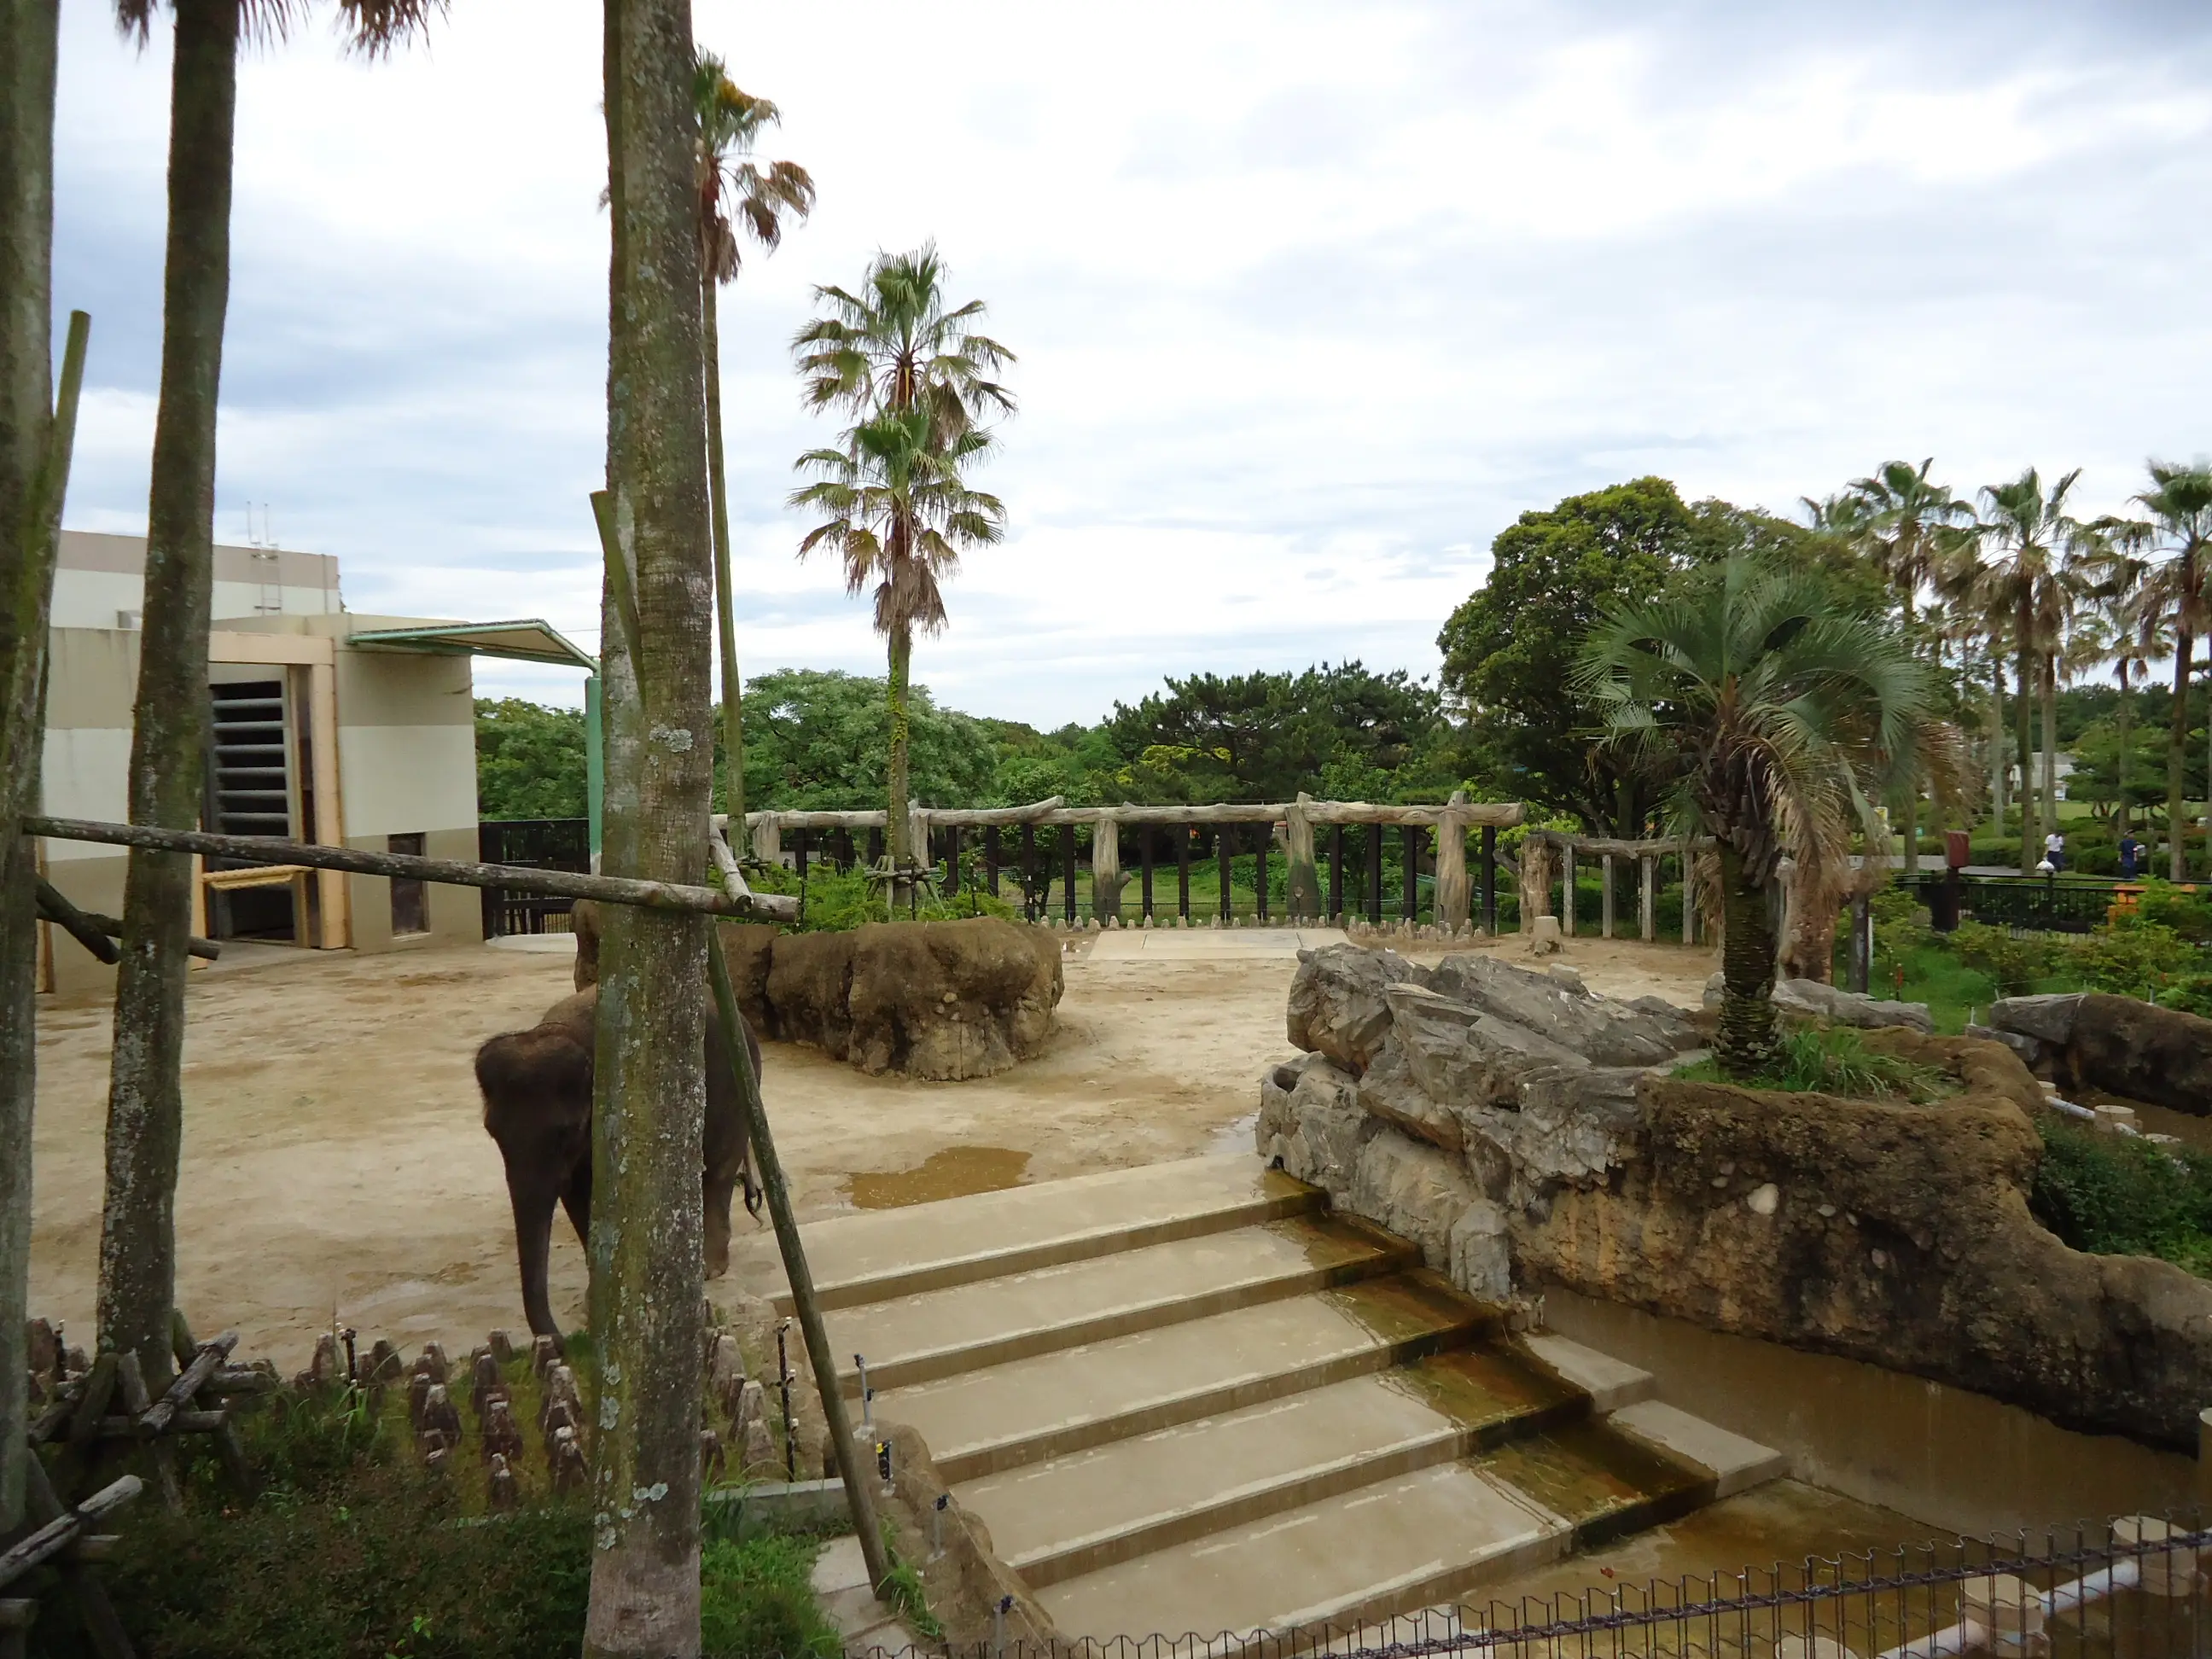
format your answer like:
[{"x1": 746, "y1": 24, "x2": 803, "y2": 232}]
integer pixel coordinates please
[{"x1": 474, "y1": 1026, "x2": 595, "y2": 1138}]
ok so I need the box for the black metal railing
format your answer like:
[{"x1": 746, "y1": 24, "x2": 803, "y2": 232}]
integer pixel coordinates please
[
  {"x1": 1908, "y1": 873, "x2": 2120, "y2": 936},
  {"x1": 476, "y1": 818, "x2": 591, "y2": 938},
  {"x1": 838, "y1": 1516, "x2": 2208, "y2": 1659}
]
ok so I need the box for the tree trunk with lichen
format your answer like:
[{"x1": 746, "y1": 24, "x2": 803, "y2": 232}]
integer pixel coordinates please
[
  {"x1": 0, "y1": 0, "x2": 65, "y2": 1539},
  {"x1": 2171, "y1": 624, "x2": 2194, "y2": 882},
  {"x1": 587, "y1": 1, "x2": 715, "y2": 1652},
  {"x1": 886, "y1": 617, "x2": 912, "y2": 869},
  {"x1": 2015, "y1": 623, "x2": 2037, "y2": 876},
  {"x1": 702, "y1": 275, "x2": 745, "y2": 826},
  {"x1": 1715, "y1": 844, "x2": 1778, "y2": 1079},
  {"x1": 100, "y1": 0, "x2": 238, "y2": 1395}
]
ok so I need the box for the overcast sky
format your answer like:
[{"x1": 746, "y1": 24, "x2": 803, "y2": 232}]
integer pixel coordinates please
[{"x1": 49, "y1": 1, "x2": 2212, "y2": 723}]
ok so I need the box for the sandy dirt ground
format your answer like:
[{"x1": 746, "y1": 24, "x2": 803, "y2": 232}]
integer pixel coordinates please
[{"x1": 27, "y1": 928, "x2": 1716, "y2": 1368}]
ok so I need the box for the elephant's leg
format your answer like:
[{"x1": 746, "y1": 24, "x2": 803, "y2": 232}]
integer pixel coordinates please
[
  {"x1": 507, "y1": 1174, "x2": 566, "y2": 1340},
  {"x1": 559, "y1": 1157, "x2": 591, "y2": 1250},
  {"x1": 704, "y1": 1171, "x2": 736, "y2": 1279}
]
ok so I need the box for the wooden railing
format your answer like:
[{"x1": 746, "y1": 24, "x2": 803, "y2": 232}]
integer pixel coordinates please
[
  {"x1": 1516, "y1": 829, "x2": 1708, "y2": 945},
  {"x1": 725, "y1": 794, "x2": 1528, "y2": 932}
]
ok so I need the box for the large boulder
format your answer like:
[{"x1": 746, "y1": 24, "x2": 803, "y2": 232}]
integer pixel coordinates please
[
  {"x1": 1285, "y1": 944, "x2": 1427, "y2": 1074},
  {"x1": 1384, "y1": 983, "x2": 1590, "y2": 1111},
  {"x1": 1257, "y1": 1052, "x2": 1372, "y2": 1190},
  {"x1": 766, "y1": 929, "x2": 859, "y2": 1057},
  {"x1": 1346, "y1": 1127, "x2": 1504, "y2": 1298},
  {"x1": 2064, "y1": 994, "x2": 2212, "y2": 1116},
  {"x1": 1431, "y1": 954, "x2": 1687, "y2": 1065},
  {"x1": 843, "y1": 919, "x2": 1062, "y2": 1080}
]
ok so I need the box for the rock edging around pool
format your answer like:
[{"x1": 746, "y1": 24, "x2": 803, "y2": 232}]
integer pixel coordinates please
[{"x1": 1261, "y1": 943, "x2": 2212, "y2": 1451}]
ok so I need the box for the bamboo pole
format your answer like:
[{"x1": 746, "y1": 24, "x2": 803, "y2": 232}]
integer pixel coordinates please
[
  {"x1": 705, "y1": 936, "x2": 891, "y2": 1595},
  {"x1": 24, "y1": 818, "x2": 787, "y2": 921}
]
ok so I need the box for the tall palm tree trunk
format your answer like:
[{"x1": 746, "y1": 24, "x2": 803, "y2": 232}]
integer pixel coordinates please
[
  {"x1": 2015, "y1": 624, "x2": 2037, "y2": 875},
  {"x1": 886, "y1": 615, "x2": 912, "y2": 869},
  {"x1": 588, "y1": 1, "x2": 714, "y2": 1651},
  {"x1": 2170, "y1": 628, "x2": 2193, "y2": 881},
  {"x1": 1990, "y1": 662, "x2": 2005, "y2": 834},
  {"x1": 1898, "y1": 591, "x2": 1918, "y2": 877},
  {"x1": 2117, "y1": 661, "x2": 2133, "y2": 835},
  {"x1": 1714, "y1": 846, "x2": 1778, "y2": 1079},
  {"x1": 99, "y1": 0, "x2": 239, "y2": 1388},
  {"x1": 0, "y1": 0, "x2": 67, "y2": 1538},
  {"x1": 701, "y1": 274, "x2": 745, "y2": 828}
]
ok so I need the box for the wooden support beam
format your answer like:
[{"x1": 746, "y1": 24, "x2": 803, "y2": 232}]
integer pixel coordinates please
[
  {"x1": 1432, "y1": 795, "x2": 1469, "y2": 932},
  {"x1": 35, "y1": 876, "x2": 218, "y2": 963},
  {"x1": 1139, "y1": 825, "x2": 1154, "y2": 919},
  {"x1": 1601, "y1": 854, "x2": 1615, "y2": 939},
  {"x1": 1218, "y1": 826, "x2": 1234, "y2": 922},
  {"x1": 1481, "y1": 825, "x2": 1497, "y2": 934},
  {"x1": 0, "y1": 1476, "x2": 142, "y2": 1592},
  {"x1": 1640, "y1": 855, "x2": 1656, "y2": 942},
  {"x1": 27, "y1": 817, "x2": 783, "y2": 921},
  {"x1": 1176, "y1": 828, "x2": 1190, "y2": 920},
  {"x1": 1562, "y1": 843, "x2": 1577, "y2": 938}
]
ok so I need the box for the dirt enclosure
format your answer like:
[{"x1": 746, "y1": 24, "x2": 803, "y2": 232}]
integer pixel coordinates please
[{"x1": 28, "y1": 928, "x2": 1715, "y2": 1365}]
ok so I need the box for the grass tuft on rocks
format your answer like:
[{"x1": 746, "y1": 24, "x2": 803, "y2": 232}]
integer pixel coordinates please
[
  {"x1": 1674, "y1": 1026, "x2": 1956, "y2": 1103},
  {"x1": 2031, "y1": 1118, "x2": 2212, "y2": 1279}
]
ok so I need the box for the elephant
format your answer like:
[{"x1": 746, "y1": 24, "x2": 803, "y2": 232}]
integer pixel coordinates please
[{"x1": 473, "y1": 983, "x2": 760, "y2": 1339}]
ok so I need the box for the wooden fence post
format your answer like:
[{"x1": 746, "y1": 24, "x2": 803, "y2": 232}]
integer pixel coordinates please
[
  {"x1": 750, "y1": 815, "x2": 780, "y2": 869},
  {"x1": 1177, "y1": 829, "x2": 1190, "y2": 920},
  {"x1": 1062, "y1": 827, "x2": 1078, "y2": 924},
  {"x1": 1091, "y1": 814, "x2": 1122, "y2": 924},
  {"x1": 1139, "y1": 825, "x2": 1154, "y2": 920},
  {"x1": 1366, "y1": 824, "x2": 1383, "y2": 923},
  {"x1": 1021, "y1": 824, "x2": 1036, "y2": 915},
  {"x1": 1218, "y1": 826, "x2": 1234, "y2": 922},
  {"x1": 1330, "y1": 825, "x2": 1345, "y2": 922},
  {"x1": 1562, "y1": 842, "x2": 1577, "y2": 937},
  {"x1": 1432, "y1": 792, "x2": 1470, "y2": 933},
  {"x1": 1639, "y1": 855, "x2": 1656, "y2": 941},
  {"x1": 985, "y1": 825, "x2": 1000, "y2": 896},
  {"x1": 1285, "y1": 795, "x2": 1323, "y2": 920},
  {"x1": 1601, "y1": 853, "x2": 1615, "y2": 939},
  {"x1": 1400, "y1": 825, "x2": 1419, "y2": 922},
  {"x1": 1481, "y1": 824, "x2": 1497, "y2": 934}
]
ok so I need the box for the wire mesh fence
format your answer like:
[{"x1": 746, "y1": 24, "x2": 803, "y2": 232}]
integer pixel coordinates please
[{"x1": 843, "y1": 1518, "x2": 2209, "y2": 1659}]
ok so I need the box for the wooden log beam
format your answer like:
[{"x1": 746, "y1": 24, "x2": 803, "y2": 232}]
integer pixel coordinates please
[
  {"x1": 0, "y1": 1475, "x2": 142, "y2": 1592},
  {"x1": 24, "y1": 817, "x2": 775, "y2": 920},
  {"x1": 1431, "y1": 795, "x2": 1469, "y2": 931},
  {"x1": 37, "y1": 876, "x2": 218, "y2": 962},
  {"x1": 142, "y1": 1329, "x2": 236, "y2": 1433},
  {"x1": 90, "y1": 1408, "x2": 226, "y2": 1439},
  {"x1": 704, "y1": 821, "x2": 799, "y2": 924}
]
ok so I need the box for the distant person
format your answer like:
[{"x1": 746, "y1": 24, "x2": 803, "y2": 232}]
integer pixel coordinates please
[
  {"x1": 2120, "y1": 830, "x2": 2142, "y2": 880},
  {"x1": 2044, "y1": 830, "x2": 2066, "y2": 872}
]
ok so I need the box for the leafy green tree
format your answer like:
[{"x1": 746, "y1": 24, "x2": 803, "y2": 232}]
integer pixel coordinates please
[
  {"x1": 1103, "y1": 661, "x2": 1439, "y2": 804},
  {"x1": 790, "y1": 406, "x2": 1005, "y2": 865},
  {"x1": 475, "y1": 698, "x2": 588, "y2": 819},
  {"x1": 1439, "y1": 477, "x2": 1715, "y2": 830},
  {"x1": 740, "y1": 667, "x2": 997, "y2": 809},
  {"x1": 692, "y1": 51, "x2": 811, "y2": 826},
  {"x1": 1580, "y1": 559, "x2": 1947, "y2": 1078}
]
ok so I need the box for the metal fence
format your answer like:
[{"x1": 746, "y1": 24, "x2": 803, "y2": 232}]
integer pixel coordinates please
[
  {"x1": 841, "y1": 1518, "x2": 2209, "y2": 1659},
  {"x1": 476, "y1": 818, "x2": 591, "y2": 938},
  {"x1": 1907, "y1": 874, "x2": 2120, "y2": 936}
]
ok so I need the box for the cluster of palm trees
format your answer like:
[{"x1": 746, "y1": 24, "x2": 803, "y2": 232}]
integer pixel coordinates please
[{"x1": 1807, "y1": 457, "x2": 2212, "y2": 881}]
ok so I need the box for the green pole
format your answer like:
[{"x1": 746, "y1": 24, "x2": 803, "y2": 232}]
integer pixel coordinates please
[{"x1": 585, "y1": 673, "x2": 604, "y2": 861}]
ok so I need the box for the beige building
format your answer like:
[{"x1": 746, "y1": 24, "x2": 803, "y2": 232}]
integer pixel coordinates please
[{"x1": 38, "y1": 532, "x2": 593, "y2": 995}]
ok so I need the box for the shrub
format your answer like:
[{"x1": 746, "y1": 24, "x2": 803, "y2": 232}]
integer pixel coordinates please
[
  {"x1": 2031, "y1": 1119, "x2": 2212, "y2": 1278},
  {"x1": 2155, "y1": 974, "x2": 2212, "y2": 1019},
  {"x1": 2071, "y1": 915, "x2": 2197, "y2": 997},
  {"x1": 2133, "y1": 882, "x2": 2212, "y2": 944},
  {"x1": 749, "y1": 862, "x2": 1021, "y2": 933},
  {"x1": 1947, "y1": 922, "x2": 2058, "y2": 996}
]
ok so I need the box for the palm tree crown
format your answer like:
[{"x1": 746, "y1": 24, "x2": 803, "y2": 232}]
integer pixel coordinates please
[
  {"x1": 1579, "y1": 558, "x2": 1950, "y2": 1076},
  {"x1": 692, "y1": 53, "x2": 814, "y2": 285},
  {"x1": 794, "y1": 244, "x2": 1016, "y2": 444}
]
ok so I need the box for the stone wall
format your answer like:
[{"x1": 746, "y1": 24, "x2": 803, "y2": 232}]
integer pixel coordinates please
[{"x1": 1261, "y1": 945, "x2": 2212, "y2": 1451}]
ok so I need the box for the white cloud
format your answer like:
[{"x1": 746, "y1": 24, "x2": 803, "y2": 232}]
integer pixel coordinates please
[{"x1": 49, "y1": 0, "x2": 2212, "y2": 716}]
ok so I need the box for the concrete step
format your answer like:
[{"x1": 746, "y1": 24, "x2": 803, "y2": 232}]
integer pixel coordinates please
[
  {"x1": 742, "y1": 1153, "x2": 1322, "y2": 1312},
  {"x1": 1605, "y1": 1400, "x2": 1789, "y2": 1499},
  {"x1": 1516, "y1": 1332, "x2": 1656, "y2": 1412},
  {"x1": 1037, "y1": 1460, "x2": 1569, "y2": 1639},
  {"x1": 882, "y1": 1272, "x2": 1492, "y2": 1483},
  {"x1": 829, "y1": 1214, "x2": 1416, "y2": 1394},
  {"x1": 958, "y1": 1349, "x2": 1589, "y2": 1589},
  {"x1": 1470, "y1": 1418, "x2": 1711, "y2": 1552}
]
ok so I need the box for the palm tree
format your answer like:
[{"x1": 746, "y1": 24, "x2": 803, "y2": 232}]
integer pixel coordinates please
[
  {"x1": 99, "y1": 0, "x2": 441, "y2": 1389},
  {"x1": 794, "y1": 243, "x2": 1016, "y2": 445},
  {"x1": 1845, "y1": 458, "x2": 1974, "y2": 870},
  {"x1": 791, "y1": 248, "x2": 1013, "y2": 872},
  {"x1": 1579, "y1": 558, "x2": 1949, "y2": 1079},
  {"x1": 789, "y1": 407, "x2": 1005, "y2": 870},
  {"x1": 1966, "y1": 469, "x2": 2104, "y2": 873},
  {"x1": 2110, "y1": 461, "x2": 2212, "y2": 879},
  {"x1": 693, "y1": 52, "x2": 812, "y2": 832}
]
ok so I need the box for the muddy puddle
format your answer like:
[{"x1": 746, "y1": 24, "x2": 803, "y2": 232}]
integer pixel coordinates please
[{"x1": 846, "y1": 1146, "x2": 1033, "y2": 1209}]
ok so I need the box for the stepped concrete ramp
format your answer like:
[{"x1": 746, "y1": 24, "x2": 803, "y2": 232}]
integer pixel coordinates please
[{"x1": 747, "y1": 1151, "x2": 1783, "y2": 1641}]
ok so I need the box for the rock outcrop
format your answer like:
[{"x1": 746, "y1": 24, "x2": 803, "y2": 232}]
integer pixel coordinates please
[
  {"x1": 1265, "y1": 945, "x2": 2212, "y2": 1450},
  {"x1": 1703, "y1": 973, "x2": 1933, "y2": 1033},
  {"x1": 579, "y1": 911, "x2": 1062, "y2": 1081},
  {"x1": 1988, "y1": 992, "x2": 2212, "y2": 1116}
]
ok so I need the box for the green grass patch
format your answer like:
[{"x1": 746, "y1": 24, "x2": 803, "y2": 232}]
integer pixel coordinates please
[
  {"x1": 2031, "y1": 1118, "x2": 2212, "y2": 1279},
  {"x1": 698, "y1": 1531, "x2": 843, "y2": 1659},
  {"x1": 1674, "y1": 1025, "x2": 1957, "y2": 1103}
]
